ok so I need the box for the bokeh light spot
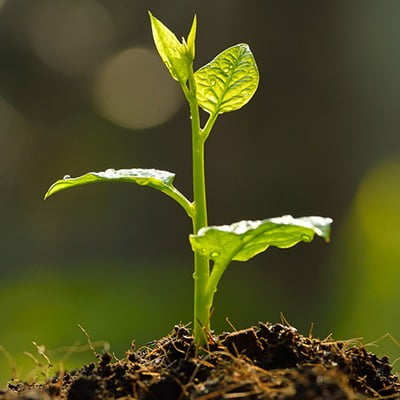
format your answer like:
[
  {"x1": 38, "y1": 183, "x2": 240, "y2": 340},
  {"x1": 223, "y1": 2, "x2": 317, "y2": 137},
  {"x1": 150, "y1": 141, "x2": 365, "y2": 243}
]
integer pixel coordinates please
[
  {"x1": 26, "y1": 0, "x2": 115, "y2": 76},
  {"x1": 355, "y1": 158, "x2": 400, "y2": 251},
  {"x1": 93, "y1": 47, "x2": 182, "y2": 130}
]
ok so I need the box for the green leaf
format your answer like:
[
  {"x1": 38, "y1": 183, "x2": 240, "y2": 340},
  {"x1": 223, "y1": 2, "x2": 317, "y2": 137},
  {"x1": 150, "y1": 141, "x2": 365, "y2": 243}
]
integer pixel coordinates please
[
  {"x1": 149, "y1": 12, "x2": 191, "y2": 83},
  {"x1": 194, "y1": 43, "x2": 259, "y2": 114},
  {"x1": 44, "y1": 168, "x2": 193, "y2": 217},
  {"x1": 190, "y1": 215, "x2": 332, "y2": 263},
  {"x1": 186, "y1": 15, "x2": 197, "y2": 61}
]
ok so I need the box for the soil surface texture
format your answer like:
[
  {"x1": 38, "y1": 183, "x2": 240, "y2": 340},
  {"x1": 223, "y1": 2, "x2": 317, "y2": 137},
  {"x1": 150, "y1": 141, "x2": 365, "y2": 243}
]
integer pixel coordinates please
[{"x1": 1, "y1": 322, "x2": 400, "y2": 400}]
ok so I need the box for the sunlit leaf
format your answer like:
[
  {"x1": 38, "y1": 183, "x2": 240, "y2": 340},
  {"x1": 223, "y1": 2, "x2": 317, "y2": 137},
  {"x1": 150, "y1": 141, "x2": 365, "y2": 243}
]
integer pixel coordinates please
[
  {"x1": 194, "y1": 43, "x2": 259, "y2": 114},
  {"x1": 45, "y1": 168, "x2": 193, "y2": 217},
  {"x1": 190, "y1": 215, "x2": 332, "y2": 263},
  {"x1": 149, "y1": 12, "x2": 191, "y2": 83},
  {"x1": 186, "y1": 15, "x2": 197, "y2": 61}
]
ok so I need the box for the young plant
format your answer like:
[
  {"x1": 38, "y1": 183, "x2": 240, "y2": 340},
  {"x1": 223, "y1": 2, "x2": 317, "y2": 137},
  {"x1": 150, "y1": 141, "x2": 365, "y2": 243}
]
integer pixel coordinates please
[{"x1": 45, "y1": 13, "x2": 332, "y2": 347}]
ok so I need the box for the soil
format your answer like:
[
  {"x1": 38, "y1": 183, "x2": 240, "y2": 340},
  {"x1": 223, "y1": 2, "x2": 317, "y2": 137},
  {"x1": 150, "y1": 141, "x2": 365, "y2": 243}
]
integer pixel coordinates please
[{"x1": 1, "y1": 322, "x2": 399, "y2": 400}]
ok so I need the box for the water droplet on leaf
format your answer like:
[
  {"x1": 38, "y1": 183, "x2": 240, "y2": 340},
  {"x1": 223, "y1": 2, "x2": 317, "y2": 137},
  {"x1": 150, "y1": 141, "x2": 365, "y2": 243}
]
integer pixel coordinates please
[
  {"x1": 63, "y1": 175, "x2": 71, "y2": 180},
  {"x1": 210, "y1": 79, "x2": 216, "y2": 86},
  {"x1": 210, "y1": 251, "x2": 220, "y2": 258}
]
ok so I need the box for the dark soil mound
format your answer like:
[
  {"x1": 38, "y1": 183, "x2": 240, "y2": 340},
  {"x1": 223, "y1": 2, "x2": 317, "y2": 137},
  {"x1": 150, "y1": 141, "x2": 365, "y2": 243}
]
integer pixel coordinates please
[{"x1": 1, "y1": 323, "x2": 399, "y2": 399}]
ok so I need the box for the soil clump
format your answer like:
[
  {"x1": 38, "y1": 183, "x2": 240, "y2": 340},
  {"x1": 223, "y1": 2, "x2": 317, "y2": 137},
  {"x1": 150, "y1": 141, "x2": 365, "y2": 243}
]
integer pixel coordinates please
[{"x1": 1, "y1": 322, "x2": 399, "y2": 399}]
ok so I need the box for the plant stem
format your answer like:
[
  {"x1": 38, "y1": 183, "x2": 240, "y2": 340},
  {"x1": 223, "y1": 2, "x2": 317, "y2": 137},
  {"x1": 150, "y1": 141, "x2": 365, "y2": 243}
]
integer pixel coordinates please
[
  {"x1": 204, "y1": 259, "x2": 230, "y2": 314},
  {"x1": 202, "y1": 112, "x2": 218, "y2": 141},
  {"x1": 186, "y1": 70, "x2": 210, "y2": 346}
]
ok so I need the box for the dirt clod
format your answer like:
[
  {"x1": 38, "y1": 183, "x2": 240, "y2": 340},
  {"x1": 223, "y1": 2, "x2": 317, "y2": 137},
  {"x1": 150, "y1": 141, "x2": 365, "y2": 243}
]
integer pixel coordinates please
[{"x1": 1, "y1": 323, "x2": 399, "y2": 399}]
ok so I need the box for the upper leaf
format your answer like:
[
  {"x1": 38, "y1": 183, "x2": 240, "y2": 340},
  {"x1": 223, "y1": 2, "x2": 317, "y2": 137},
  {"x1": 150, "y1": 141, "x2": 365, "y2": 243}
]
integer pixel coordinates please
[
  {"x1": 149, "y1": 12, "x2": 193, "y2": 83},
  {"x1": 45, "y1": 168, "x2": 193, "y2": 217},
  {"x1": 194, "y1": 44, "x2": 259, "y2": 114},
  {"x1": 190, "y1": 215, "x2": 332, "y2": 262},
  {"x1": 185, "y1": 15, "x2": 197, "y2": 61}
]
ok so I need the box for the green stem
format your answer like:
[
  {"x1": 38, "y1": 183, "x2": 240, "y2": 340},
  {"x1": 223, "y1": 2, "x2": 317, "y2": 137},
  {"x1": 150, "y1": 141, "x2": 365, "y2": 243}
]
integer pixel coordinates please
[
  {"x1": 204, "y1": 259, "x2": 230, "y2": 311},
  {"x1": 202, "y1": 112, "x2": 218, "y2": 141},
  {"x1": 162, "y1": 186, "x2": 194, "y2": 218},
  {"x1": 186, "y1": 70, "x2": 210, "y2": 346}
]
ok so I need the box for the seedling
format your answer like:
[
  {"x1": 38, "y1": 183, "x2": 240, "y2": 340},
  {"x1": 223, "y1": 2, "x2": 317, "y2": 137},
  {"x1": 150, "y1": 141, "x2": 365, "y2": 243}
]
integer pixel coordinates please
[{"x1": 45, "y1": 13, "x2": 332, "y2": 347}]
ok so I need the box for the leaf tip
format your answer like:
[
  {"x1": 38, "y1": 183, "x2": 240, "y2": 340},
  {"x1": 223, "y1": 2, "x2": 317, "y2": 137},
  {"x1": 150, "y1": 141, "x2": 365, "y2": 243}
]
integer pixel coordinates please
[
  {"x1": 44, "y1": 187, "x2": 54, "y2": 200},
  {"x1": 324, "y1": 218, "x2": 334, "y2": 242},
  {"x1": 44, "y1": 183, "x2": 58, "y2": 200},
  {"x1": 186, "y1": 14, "x2": 197, "y2": 60}
]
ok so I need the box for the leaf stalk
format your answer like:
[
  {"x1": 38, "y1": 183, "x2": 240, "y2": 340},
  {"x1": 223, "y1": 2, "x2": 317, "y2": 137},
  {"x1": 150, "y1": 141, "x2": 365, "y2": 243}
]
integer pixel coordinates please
[{"x1": 202, "y1": 112, "x2": 219, "y2": 141}]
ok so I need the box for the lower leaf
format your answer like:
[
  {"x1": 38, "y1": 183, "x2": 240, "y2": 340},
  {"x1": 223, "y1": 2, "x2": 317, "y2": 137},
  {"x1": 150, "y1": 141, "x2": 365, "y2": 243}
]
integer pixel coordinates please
[{"x1": 189, "y1": 215, "x2": 332, "y2": 263}]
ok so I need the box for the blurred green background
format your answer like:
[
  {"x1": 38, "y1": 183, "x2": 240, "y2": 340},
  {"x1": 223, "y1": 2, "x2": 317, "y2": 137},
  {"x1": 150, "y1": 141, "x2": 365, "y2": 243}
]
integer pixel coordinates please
[{"x1": 1, "y1": 0, "x2": 400, "y2": 385}]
